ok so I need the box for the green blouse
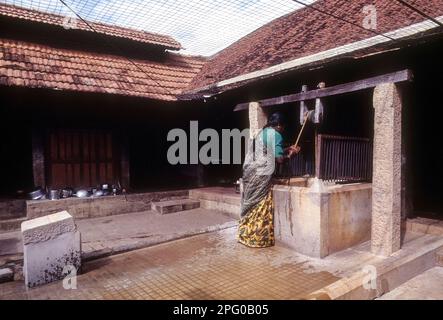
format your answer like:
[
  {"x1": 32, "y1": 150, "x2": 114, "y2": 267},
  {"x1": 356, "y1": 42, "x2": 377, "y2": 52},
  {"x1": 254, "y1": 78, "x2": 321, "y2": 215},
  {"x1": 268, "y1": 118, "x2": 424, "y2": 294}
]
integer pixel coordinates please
[{"x1": 261, "y1": 127, "x2": 284, "y2": 158}]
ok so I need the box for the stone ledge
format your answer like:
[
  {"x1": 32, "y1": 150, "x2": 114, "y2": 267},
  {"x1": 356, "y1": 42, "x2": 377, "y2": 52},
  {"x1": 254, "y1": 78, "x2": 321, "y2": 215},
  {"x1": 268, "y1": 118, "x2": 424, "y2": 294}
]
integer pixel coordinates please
[
  {"x1": 0, "y1": 217, "x2": 28, "y2": 233},
  {"x1": 306, "y1": 234, "x2": 443, "y2": 300},
  {"x1": 0, "y1": 199, "x2": 26, "y2": 219},
  {"x1": 189, "y1": 188, "x2": 240, "y2": 205},
  {"x1": 406, "y1": 217, "x2": 443, "y2": 236},
  {"x1": 26, "y1": 190, "x2": 189, "y2": 220},
  {"x1": 437, "y1": 249, "x2": 443, "y2": 267}
]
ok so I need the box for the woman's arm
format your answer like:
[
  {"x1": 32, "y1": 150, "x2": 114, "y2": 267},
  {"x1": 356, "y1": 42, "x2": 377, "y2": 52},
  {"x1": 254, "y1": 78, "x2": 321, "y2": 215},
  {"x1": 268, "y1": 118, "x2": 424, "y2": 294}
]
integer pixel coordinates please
[{"x1": 276, "y1": 146, "x2": 301, "y2": 164}]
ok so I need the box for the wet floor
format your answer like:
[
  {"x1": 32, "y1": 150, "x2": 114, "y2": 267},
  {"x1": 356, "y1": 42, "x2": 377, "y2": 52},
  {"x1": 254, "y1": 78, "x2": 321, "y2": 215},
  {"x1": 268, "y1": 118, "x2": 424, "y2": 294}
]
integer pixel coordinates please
[{"x1": 0, "y1": 228, "x2": 339, "y2": 300}]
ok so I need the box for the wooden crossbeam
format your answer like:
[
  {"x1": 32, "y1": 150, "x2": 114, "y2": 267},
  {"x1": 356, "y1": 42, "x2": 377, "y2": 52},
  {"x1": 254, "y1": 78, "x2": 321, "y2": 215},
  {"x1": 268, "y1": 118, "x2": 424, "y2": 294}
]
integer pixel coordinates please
[{"x1": 234, "y1": 69, "x2": 413, "y2": 111}]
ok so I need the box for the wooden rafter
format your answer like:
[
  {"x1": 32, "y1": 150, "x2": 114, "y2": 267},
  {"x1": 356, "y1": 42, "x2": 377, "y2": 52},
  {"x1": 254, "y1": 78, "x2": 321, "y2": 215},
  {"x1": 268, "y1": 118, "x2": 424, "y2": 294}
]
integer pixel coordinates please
[{"x1": 234, "y1": 69, "x2": 413, "y2": 111}]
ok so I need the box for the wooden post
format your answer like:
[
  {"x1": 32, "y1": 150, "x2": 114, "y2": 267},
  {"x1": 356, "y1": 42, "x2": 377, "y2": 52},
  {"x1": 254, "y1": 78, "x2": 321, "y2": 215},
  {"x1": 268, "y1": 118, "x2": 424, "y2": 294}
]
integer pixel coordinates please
[
  {"x1": 120, "y1": 135, "x2": 130, "y2": 190},
  {"x1": 314, "y1": 82, "x2": 325, "y2": 179},
  {"x1": 299, "y1": 85, "x2": 308, "y2": 125},
  {"x1": 32, "y1": 130, "x2": 46, "y2": 188}
]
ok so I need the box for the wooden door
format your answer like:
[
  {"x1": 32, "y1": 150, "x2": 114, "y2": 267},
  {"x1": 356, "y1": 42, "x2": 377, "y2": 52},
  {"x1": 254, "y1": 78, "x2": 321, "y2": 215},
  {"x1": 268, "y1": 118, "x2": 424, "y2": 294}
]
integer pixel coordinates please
[{"x1": 47, "y1": 129, "x2": 120, "y2": 189}]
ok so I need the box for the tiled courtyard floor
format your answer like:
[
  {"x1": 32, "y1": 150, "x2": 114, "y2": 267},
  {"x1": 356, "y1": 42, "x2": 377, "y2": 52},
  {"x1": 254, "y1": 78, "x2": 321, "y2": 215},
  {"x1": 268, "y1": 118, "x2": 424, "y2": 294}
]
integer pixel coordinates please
[{"x1": 0, "y1": 228, "x2": 339, "y2": 300}]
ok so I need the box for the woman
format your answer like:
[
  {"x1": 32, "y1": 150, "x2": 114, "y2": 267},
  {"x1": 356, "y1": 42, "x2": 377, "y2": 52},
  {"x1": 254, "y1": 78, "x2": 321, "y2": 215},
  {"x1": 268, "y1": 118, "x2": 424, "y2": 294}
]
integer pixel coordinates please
[{"x1": 238, "y1": 112, "x2": 300, "y2": 248}]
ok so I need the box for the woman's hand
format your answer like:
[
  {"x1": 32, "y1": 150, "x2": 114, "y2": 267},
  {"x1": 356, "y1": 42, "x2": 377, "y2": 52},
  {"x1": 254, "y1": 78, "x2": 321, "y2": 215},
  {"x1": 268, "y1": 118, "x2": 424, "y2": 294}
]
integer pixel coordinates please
[{"x1": 287, "y1": 145, "x2": 301, "y2": 158}]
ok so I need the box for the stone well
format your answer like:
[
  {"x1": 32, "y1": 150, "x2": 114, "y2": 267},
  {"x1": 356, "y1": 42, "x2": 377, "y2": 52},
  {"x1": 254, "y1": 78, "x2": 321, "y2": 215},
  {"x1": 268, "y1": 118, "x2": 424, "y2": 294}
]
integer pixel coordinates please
[{"x1": 274, "y1": 180, "x2": 372, "y2": 258}]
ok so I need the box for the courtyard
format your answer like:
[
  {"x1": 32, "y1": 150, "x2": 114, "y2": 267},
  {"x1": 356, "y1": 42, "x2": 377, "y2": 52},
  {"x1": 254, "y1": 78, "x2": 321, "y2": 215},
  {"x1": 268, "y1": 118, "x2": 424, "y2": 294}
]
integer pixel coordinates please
[
  {"x1": 1, "y1": 0, "x2": 443, "y2": 303},
  {"x1": 0, "y1": 228, "x2": 340, "y2": 300}
]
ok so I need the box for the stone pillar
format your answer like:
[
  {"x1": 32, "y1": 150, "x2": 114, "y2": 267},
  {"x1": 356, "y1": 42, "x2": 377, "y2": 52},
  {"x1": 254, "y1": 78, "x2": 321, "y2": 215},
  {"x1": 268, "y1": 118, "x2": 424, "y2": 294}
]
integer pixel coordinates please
[
  {"x1": 22, "y1": 211, "x2": 81, "y2": 288},
  {"x1": 248, "y1": 102, "x2": 267, "y2": 139},
  {"x1": 32, "y1": 130, "x2": 46, "y2": 188},
  {"x1": 371, "y1": 83, "x2": 402, "y2": 256}
]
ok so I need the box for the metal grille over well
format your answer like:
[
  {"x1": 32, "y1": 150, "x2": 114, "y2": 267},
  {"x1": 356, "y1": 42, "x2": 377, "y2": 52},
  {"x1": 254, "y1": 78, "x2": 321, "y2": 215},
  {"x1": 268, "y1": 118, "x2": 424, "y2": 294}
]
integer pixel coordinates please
[{"x1": 317, "y1": 134, "x2": 373, "y2": 183}]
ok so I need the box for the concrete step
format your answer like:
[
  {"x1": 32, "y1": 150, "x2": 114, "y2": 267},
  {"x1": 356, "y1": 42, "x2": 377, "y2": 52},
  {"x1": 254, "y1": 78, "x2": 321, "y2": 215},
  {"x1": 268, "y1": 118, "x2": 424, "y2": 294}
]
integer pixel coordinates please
[
  {"x1": 152, "y1": 199, "x2": 200, "y2": 215},
  {"x1": 0, "y1": 217, "x2": 27, "y2": 233},
  {"x1": 437, "y1": 248, "x2": 443, "y2": 267}
]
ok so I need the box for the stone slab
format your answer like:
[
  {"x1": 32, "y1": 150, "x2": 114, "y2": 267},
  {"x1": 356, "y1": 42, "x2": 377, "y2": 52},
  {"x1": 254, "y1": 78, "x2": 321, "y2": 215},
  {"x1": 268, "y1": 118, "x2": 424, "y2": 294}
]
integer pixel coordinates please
[
  {"x1": 24, "y1": 231, "x2": 81, "y2": 288},
  {"x1": 21, "y1": 211, "x2": 75, "y2": 245},
  {"x1": 22, "y1": 211, "x2": 81, "y2": 288}
]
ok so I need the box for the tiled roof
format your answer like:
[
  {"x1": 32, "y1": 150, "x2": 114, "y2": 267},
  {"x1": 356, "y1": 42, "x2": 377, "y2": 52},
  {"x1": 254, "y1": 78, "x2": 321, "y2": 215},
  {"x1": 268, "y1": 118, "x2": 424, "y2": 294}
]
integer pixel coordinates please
[
  {"x1": 0, "y1": 3, "x2": 182, "y2": 50},
  {"x1": 188, "y1": 0, "x2": 443, "y2": 92},
  {"x1": 0, "y1": 38, "x2": 206, "y2": 101}
]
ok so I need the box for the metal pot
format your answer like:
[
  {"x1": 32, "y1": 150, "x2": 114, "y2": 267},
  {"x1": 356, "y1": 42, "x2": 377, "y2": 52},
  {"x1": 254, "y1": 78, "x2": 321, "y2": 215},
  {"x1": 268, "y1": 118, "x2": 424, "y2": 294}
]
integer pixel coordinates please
[
  {"x1": 93, "y1": 190, "x2": 104, "y2": 197},
  {"x1": 61, "y1": 188, "x2": 73, "y2": 198},
  {"x1": 28, "y1": 187, "x2": 45, "y2": 200},
  {"x1": 75, "y1": 189, "x2": 90, "y2": 198},
  {"x1": 49, "y1": 189, "x2": 61, "y2": 200},
  {"x1": 234, "y1": 178, "x2": 243, "y2": 194}
]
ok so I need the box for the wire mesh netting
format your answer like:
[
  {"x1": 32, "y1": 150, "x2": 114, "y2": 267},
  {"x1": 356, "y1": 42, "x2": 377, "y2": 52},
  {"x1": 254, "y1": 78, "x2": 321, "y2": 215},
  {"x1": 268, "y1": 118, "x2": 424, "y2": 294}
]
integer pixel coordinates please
[
  {"x1": 2, "y1": 0, "x2": 442, "y2": 59},
  {"x1": 0, "y1": 0, "x2": 311, "y2": 56},
  {"x1": 0, "y1": 0, "x2": 442, "y2": 103}
]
